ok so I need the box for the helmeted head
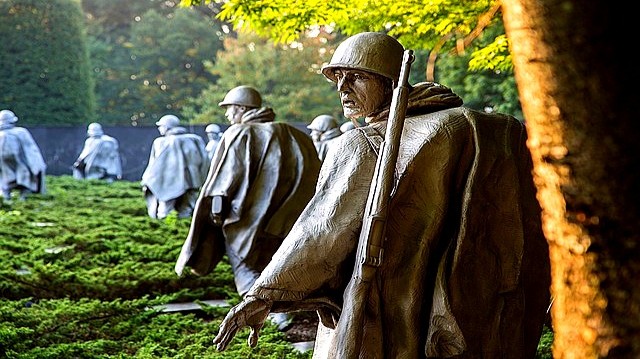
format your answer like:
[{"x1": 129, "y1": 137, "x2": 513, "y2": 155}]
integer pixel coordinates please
[
  {"x1": 205, "y1": 123, "x2": 222, "y2": 134},
  {"x1": 321, "y1": 32, "x2": 404, "y2": 120},
  {"x1": 219, "y1": 86, "x2": 262, "y2": 124},
  {"x1": 218, "y1": 85, "x2": 262, "y2": 108},
  {"x1": 87, "y1": 122, "x2": 104, "y2": 136},
  {"x1": 156, "y1": 114, "x2": 180, "y2": 128},
  {"x1": 205, "y1": 123, "x2": 222, "y2": 141},
  {"x1": 307, "y1": 114, "x2": 338, "y2": 133},
  {"x1": 155, "y1": 114, "x2": 180, "y2": 135},
  {"x1": 0, "y1": 110, "x2": 18, "y2": 125},
  {"x1": 321, "y1": 32, "x2": 405, "y2": 84}
]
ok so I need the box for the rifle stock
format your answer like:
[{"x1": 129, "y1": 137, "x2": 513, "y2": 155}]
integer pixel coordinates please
[{"x1": 337, "y1": 49, "x2": 414, "y2": 358}]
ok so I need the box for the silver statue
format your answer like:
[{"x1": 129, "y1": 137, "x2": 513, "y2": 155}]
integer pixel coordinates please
[
  {"x1": 0, "y1": 110, "x2": 46, "y2": 201},
  {"x1": 307, "y1": 114, "x2": 342, "y2": 161},
  {"x1": 72, "y1": 123, "x2": 122, "y2": 183},
  {"x1": 141, "y1": 114, "x2": 209, "y2": 219},
  {"x1": 204, "y1": 123, "x2": 223, "y2": 162},
  {"x1": 212, "y1": 32, "x2": 551, "y2": 358}
]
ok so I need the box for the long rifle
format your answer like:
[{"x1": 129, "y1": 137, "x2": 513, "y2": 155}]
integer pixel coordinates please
[{"x1": 336, "y1": 49, "x2": 415, "y2": 357}]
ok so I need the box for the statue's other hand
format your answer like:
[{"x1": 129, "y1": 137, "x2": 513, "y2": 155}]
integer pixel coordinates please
[{"x1": 213, "y1": 296, "x2": 271, "y2": 351}]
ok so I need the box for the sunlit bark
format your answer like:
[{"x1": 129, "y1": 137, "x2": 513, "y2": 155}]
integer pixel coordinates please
[{"x1": 501, "y1": 0, "x2": 640, "y2": 357}]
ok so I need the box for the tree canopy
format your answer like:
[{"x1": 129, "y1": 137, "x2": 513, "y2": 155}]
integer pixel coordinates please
[{"x1": 180, "y1": 0, "x2": 511, "y2": 74}]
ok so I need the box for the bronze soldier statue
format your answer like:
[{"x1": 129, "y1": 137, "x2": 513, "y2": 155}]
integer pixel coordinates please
[
  {"x1": 212, "y1": 33, "x2": 551, "y2": 358},
  {"x1": 175, "y1": 85, "x2": 321, "y2": 330}
]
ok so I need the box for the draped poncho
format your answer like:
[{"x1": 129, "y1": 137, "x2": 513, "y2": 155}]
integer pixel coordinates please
[
  {"x1": 175, "y1": 108, "x2": 321, "y2": 295},
  {"x1": 0, "y1": 125, "x2": 46, "y2": 194},
  {"x1": 242, "y1": 83, "x2": 550, "y2": 358}
]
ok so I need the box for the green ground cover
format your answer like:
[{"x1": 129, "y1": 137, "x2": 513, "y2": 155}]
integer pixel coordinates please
[{"x1": 0, "y1": 176, "x2": 309, "y2": 358}]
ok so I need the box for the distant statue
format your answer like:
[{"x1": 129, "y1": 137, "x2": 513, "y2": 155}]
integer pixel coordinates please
[
  {"x1": 339, "y1": 120, "x2": 357, "y2": 133},
  {"x1": 175, "y1": 85, "x2": 321, "y2": 330},
  {"x1": 72, "y1": 123, "x2": 122, "y2": 183},
  {"x1": 141, "y1": 114, "x2": 209, "y2": 219},
  {"x1": 204, "y1": 123, "x2": 223, "y2": 161},
  {"x1": 307, "y1": 114, "x2": 342, "y2": 161},
  {"x1": 0, "y1": 110, "x2": 46, "y2": 201},
  {"x1": 212, "y1": 32, "x2": 551, "y2": 358}
]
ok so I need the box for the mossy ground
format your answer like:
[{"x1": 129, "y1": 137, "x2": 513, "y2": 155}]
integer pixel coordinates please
[{"x1": 0, "y1": 176, "x2": 311, "y2": 358}]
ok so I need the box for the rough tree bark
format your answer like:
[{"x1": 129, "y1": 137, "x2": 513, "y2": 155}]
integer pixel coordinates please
[{"x1": 500, "y1": 0, "x2": 640, "y2": 357}]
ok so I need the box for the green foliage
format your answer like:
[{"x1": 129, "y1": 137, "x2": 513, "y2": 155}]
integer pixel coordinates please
[
  {"x1": 183, "y1": 0, "x2": 509, "y2": 69},
  {"x1": 0, "y1": 177, "x2": 233, "y2": 301},
  {"x1": 434, "y1": 24, "x2": 522, "y2": 119},
  {"x1": 0, "y1": 175, "x2": 310, "y2": 357},
  {"x1": 0, "y1": 297, "x2": 307, "y2": 358},
  {"x1": 126, "y1": 7, "x2": 224, "y2": 125},
  {"x1": 0, "y1": 0, "x2": 96, "y2": 125},
  {"x1": 184, "y1": 30, "x2": 344, "y2": 124},
  {"x1": 468, "y1": 34, "x2": 512, "y2": 72},
  {"x1": 83, "y1": 1, "x2": 225, "y2": 125},
  {"x1": 537, "y1": 325, "x2": 554, "y2": 359}
]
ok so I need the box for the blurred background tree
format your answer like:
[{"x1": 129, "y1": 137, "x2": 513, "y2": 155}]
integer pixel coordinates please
[
  {"x1": 183, "y1": 30, "x2": 344, "y2": 124},
  {"x1": 83, "y1": 0, "x2": 225, "y2": 126},
  {"x1": 0, "y1": 0, "x2": 95, "y2": 125}
]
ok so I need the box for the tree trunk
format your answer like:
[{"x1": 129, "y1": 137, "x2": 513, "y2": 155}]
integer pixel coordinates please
[{"x1": 500, "y1": 0, "x2": 640, "y2": 357}]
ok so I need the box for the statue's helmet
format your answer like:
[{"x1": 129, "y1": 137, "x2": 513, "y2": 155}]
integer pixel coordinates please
[
  {"x1": 340, "y1": 121, "x2": 357, "y2": 133},
  {"x1": 307, "y1": 114, "x2": 338, "y2": 132},
  {"x1": 87, "y1": 122, "x2": 104, "y2": 136},
  {"x1": 205, "y1": 124, "x2": 222, "y2": 134},
  {"x1": 322, "y1": 32, "x2": 405, "y2": 83},
  {"x1": 155, "y1": 114, "x2": 180, "y2": 128},
  {"x1": 218, "y1": 85, "x2": 262, "y2": 108},
  {"x1": 0, "y1": 110, "x2": 18, "y2": 125}
]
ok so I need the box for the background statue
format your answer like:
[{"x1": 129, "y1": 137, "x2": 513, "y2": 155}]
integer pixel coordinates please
[
  {"x1": 204, "y1": 123, "x2": 223, "y2": 162},
  {"x1": 175, "y1": 85, "x2": 321, "y2": 330},
  {"x1": 72, "y1": 122, "x2": 122, "y2": 183},
  {"x1": 212, "y1": 32, "x2": 551, "y2": 358},
  {"x1": 0, "y1": 109, "x2": 46, "y2": 201},
  {"x1": 339, "y1": 120, "x2": 357, "y2": 133},
  {"x1": 141, "y1": 114, "x2": 208, "y2": 219},
  {"x1": 307, "y1": 114, "x2": 342, "y2": 161}
]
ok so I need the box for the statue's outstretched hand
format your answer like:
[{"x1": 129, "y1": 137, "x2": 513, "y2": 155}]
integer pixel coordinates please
[{"x1": 212, "y1": 296, "x2": 271, "y2": 351}]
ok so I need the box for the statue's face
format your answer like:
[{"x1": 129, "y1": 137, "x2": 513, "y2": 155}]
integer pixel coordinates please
[
  {"x1": 332, "y1": 69, "x2": 389, "y2": 119},
  {"x1": 224, "y1": 104, "x2": 245, "y2": 124},
  {"x1": 157, "y1": 125, "x2": 168, "y2": 135}
]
